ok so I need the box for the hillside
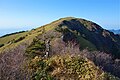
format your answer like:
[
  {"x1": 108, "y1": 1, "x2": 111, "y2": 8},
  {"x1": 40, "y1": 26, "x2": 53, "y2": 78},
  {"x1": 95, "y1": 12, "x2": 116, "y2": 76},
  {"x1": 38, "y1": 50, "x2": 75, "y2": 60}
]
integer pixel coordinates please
[{"x1": 0, "y1": 17, "x2": 120, "y2": 80}]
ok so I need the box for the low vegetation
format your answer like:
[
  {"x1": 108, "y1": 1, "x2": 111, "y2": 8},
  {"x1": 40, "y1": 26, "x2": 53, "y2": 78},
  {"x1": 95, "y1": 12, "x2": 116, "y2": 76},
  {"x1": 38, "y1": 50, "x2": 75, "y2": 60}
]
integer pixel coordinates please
[
  {"x1": 13, "y1": 36, "x2": 26, "y2": 43},
  {"x1": 27, "y1": 54, "x2": 119, "y2": 80},
  {"x1": 24, "y1": 36, "x2": 120, "y2": 79},
  {"x1": 25, "y1": 38, "x2": 46, "y2": 58},
  {"x1": 28, "y1": 55, "x2": 100, "y2": 80},
  {"x1": 0, "y1": 31, "x2": 26, "y2": 38},
  {"x1": 0, "y1": 31, "x2": 28, "y2": 45},
  {"x1": 55, "y1": 25, "x2": 97, "y2": 51},
  {"x1": 0, "y1": 44, "x2": 4, "y2": 48}
]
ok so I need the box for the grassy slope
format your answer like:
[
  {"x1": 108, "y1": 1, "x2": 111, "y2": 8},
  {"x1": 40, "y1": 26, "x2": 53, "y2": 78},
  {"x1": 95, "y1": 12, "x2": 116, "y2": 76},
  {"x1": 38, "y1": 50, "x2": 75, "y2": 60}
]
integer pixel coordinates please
[
  {"x1": 0, "y1": 17, "x2": 65, "y2": 53},
  {"x1": 0, "y1": 17, "x2": 97, "y2": 53},
  {"x1": 0, "y1": 17, "x2": 74, "y2": 44},
  {"x1": 78, "y1": 36, "x2": 97, "y2": 50},
  {"x1": 0, "y1": 20, "x2": 59, "y2": 53},
  {"x1": 0, "y1": 17, "x2": 115, "y2": 53},
  {"x1": 0, "y1": 32, "x2": 28, "y2": 44}
]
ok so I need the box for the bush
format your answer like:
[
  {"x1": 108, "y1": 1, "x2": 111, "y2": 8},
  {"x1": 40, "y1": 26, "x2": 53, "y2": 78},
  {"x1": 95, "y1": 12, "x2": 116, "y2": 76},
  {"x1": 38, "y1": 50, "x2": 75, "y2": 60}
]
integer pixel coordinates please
[
  {"x1": 99, "y1": 72, "x2": 120, "y2": 80},
  {"x1": 0, "y1": 44, "x2": 4, "y2": 47},
  {"x1": 28, "y1": 55, "x2": 104, "y2": 80},
  {"x1": 25, "y1": 38, "x2": 46, "y2": 58},
  {"x1": 80, "y1": 49, "x2": 120, "y2": 78},
  {"x1": 28, "y1": 56, "x2": 54, "y2": 80},
  {"x1": 14, "y1": 36, "x2": 25, "y2": 43}
]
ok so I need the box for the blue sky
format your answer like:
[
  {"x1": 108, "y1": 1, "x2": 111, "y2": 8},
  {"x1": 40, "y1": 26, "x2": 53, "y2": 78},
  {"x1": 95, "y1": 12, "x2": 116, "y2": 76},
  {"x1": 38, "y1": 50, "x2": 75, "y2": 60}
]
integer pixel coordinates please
[{"x1": 0, "y1": 0, "x2": 120, "y2": 36}]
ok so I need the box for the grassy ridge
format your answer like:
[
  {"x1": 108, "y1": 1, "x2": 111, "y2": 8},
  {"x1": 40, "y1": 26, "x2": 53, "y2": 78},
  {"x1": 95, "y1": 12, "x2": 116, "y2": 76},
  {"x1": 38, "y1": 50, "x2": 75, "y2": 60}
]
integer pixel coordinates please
[
  {"x1": 0, "y1": 32, "x2": 28, "y2": 44},
  {"x1": 0, "y1": 17, "x2": 120, "y2": 79}
]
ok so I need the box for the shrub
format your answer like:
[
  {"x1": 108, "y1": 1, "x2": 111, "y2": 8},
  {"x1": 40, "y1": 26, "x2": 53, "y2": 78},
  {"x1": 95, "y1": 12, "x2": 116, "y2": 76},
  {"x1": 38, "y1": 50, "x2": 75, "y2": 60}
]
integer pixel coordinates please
[
  {"x1": 14, "y1": 36, "x2": 25, "y2": 43},
  {"x1": 25, "y1": 38, "x2": 46, "y2": 58},
  {"x1": 0, "y1": 44, "x2": 4, "y2": 47},
  {"x1": 28, "y1": 55, "x2": 104, "y2": 80},
  {"x1": 99, "y1": 72, "x2": 120, "y2": 80},
  {"x1": 80, "y1": 49, "x2": 120, "y2": 78},
  {"x1": 28, "y1": 56, "x2": 54, "y2": 80}
]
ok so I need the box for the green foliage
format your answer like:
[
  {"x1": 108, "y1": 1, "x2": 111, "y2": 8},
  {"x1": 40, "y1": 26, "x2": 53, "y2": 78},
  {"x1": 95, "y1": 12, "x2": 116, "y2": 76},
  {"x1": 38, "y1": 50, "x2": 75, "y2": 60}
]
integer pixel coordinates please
[
  {"x1": 0, "y1": 31, "x2": 28, "y2": 45},
  {"x1": 77, "y1": 36, "x2": 97, "y2": 51},
  {"x1": 28, "y1": 56, "x2": 54, "y2": 80},
  {"x1": 14, "y1": 36, "x2": 25, "y2": 43},
  {"x1": 28, "y1": 55, "x2": 120, "y2": 80},
  {"x1": 0, "y1": 44, "x2": 4, "y2": 47},
  {"x1": 25, "y1": 38, "x2": 46, "y2": 58},
  {"x1": 28, "y1": 55, "x2": 104, "y2": 80},
  {"x1": 98, "y1": 72, "x2": 120, "y2": 80},
  {"x1": 55, "y1": 25, "x2": 97, "y2": 51}
]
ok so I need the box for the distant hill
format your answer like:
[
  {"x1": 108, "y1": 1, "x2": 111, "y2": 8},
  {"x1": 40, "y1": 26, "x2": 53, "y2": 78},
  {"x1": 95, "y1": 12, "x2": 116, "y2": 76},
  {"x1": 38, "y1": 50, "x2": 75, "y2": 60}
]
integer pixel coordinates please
[
  {"x1": 109, "y1": 29, "x2": 120, "y2": 34},
  {"x1": 0, "y1": 17, "x2": 120, "y2": 80}
]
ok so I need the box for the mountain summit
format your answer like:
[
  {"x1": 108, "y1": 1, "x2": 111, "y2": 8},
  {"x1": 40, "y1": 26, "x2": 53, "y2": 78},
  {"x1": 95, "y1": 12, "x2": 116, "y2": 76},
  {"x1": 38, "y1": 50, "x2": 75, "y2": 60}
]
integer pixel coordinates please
[
  {"x1": 0, "y1": 17, "x2": 120, "y2": 79},
  {"x1": 40, "y1": 17, "x2": 120, "y2": 58}
]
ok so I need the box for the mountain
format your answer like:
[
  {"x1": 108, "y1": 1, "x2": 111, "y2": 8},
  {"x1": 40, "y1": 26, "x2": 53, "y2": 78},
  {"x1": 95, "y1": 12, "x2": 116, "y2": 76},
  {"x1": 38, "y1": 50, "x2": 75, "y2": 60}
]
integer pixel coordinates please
[
  {"x1": 109, "y1": 29, "x2": 120, "y2": 34},
  {"x1": 0, "y1": 17, "x2": 120, "y2": 80}
]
